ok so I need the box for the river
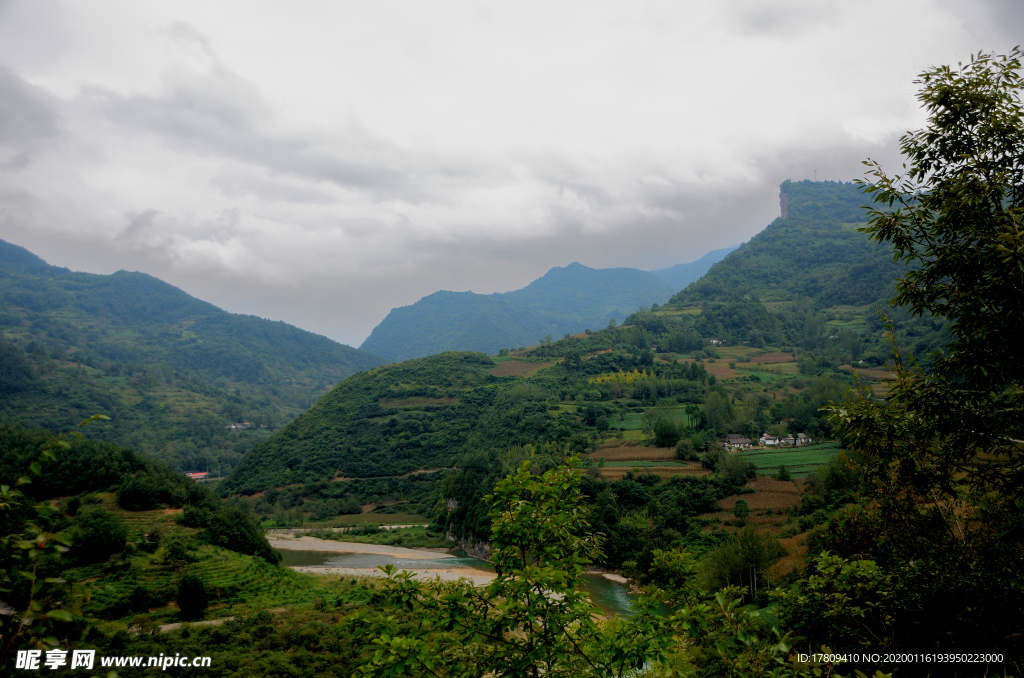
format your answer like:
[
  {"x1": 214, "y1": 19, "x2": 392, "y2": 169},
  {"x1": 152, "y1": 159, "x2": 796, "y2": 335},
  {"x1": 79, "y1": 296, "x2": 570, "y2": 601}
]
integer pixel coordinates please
[{"x1": 276, "y1": 547, "x2": 640, "y2": 617}]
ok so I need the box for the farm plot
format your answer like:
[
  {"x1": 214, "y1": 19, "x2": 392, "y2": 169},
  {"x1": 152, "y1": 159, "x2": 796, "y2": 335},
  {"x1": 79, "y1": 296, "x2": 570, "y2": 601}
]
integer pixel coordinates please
[
  {"x1": 739, "y1": 442, "x2": 841, "y2": 476},
  {"x1": 598, "y1": 464, "x2": 708, "y2": 480},
  {"x1": 490, "y1": 360, "x2": 556, "y2": 377},
  {"x1": 592, "y1": 444, "x2": 676, "y2": 462}
]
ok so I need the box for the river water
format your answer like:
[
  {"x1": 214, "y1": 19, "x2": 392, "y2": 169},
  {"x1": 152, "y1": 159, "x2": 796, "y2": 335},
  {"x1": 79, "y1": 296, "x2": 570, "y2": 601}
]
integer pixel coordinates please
[{"x1": 277, "y1": 548, "x2": 640, "y2": 617}]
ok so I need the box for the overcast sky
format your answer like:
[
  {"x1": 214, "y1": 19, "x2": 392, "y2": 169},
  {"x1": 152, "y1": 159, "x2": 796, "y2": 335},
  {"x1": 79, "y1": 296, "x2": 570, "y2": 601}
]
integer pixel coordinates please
[{"x1": 0, "y1": 1, "x2": 1021, "y2": 347}]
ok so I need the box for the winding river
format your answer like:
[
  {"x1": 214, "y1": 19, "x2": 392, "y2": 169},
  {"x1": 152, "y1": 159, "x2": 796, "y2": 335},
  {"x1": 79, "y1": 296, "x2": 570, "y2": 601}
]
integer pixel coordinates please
[{"x1": 273, "y1": 538, "x2": 639, "y2": 617}]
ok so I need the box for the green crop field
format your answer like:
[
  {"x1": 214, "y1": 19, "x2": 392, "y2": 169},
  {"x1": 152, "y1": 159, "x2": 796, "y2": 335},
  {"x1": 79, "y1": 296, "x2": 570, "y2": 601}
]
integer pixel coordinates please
[
  {"x1": 609, "y1": 407, "x2": 694, "y2": 431},
  {"x1": 740, "y1": 442, "x2": 841, "y2": 476}
]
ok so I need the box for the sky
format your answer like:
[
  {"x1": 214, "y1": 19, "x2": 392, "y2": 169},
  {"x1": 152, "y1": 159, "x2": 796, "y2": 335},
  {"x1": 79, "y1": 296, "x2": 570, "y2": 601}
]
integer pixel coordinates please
[{"x1": 0, "y1": 1, "x2": 1021, "y2": 348}]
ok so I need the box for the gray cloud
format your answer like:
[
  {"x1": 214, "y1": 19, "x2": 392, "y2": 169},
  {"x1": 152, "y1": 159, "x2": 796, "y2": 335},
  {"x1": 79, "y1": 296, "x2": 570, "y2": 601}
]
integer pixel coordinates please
[
  {"x1": 0, "y1": 66, "x2": 60, "y2": 167},
  {"x1": 0, "y1": 1, "x2": 1016, "y2": 346}
]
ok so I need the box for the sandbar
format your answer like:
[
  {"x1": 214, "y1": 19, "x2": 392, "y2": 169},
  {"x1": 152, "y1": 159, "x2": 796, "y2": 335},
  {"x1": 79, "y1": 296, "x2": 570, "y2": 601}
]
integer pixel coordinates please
[{"x1": 268, "y1": 534, "x2": 455, "y2": 560}]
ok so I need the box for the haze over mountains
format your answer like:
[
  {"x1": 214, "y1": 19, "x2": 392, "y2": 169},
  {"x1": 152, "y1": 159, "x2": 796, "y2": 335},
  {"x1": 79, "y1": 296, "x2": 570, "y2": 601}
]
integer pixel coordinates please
[{"x1": 359, "y1": 247, "x2": 738, "y2": 362}]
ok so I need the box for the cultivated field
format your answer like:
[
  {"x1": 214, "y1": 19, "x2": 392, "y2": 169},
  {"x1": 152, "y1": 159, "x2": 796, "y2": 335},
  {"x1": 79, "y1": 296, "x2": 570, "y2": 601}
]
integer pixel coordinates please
[
  {"x1": 490, "y1": 360, "x2": 556, "y2": 377},
  {"x1": 597, "y1": 464, "x2": 709, "y2": 480},
  {"x1": 592, "y1": 443, "x2": 676, "y2": 461},
  {"x1": 740, "y1": 442, "x2": 841, "y2": 476}
]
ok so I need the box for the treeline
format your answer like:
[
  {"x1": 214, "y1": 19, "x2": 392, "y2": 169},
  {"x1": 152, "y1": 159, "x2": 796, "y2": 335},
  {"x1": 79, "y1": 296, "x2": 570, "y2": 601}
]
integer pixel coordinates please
[{"x1": 0, "y1": 423, "x2": 278, "y2": 565}]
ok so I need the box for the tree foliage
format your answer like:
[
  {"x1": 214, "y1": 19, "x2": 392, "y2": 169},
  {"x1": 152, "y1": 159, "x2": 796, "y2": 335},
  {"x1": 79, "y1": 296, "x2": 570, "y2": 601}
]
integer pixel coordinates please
[
  {"x1": 824, "y1": 49, "x2": 1024, "y2": 660},
  {"x1": 356, "y1": 458, "x2": 670, "y2": 677}
]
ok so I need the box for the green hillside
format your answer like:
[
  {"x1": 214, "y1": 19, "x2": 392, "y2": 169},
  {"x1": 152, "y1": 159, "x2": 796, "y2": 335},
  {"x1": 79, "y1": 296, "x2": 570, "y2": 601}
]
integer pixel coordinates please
[
  {"x1": 0, "y1": 239, "x2": 387, "y2": 473},
  {"x1": 649, "y1": 245, "x2": 740, "y2": 289},
  {"x1": 359, "y1": 261, "x2": 701, "y2": 361},
  {"x1": 223, "y1": 180, "x2": 942, "y2": 537},
  {"x1": 672, "y1": 180, "x2": 903, "y2": 308}
]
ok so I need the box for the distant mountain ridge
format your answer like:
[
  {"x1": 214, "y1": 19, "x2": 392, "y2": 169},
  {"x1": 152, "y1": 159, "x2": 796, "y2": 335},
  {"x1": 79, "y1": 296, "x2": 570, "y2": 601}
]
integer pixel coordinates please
[{"x1": 359, "y1": 250, "x2": 735, "y2": 361}]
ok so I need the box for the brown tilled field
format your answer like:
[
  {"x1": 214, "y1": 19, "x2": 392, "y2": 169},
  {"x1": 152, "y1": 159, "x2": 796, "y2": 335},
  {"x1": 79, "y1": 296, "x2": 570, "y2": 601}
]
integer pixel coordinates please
[
  {"x1": 773, "y1": 534, "x2": 807, "y2": 578},
  {"x1": 592, "y1": 444, "x2": 677, "y2": 461},
  {"x1": 716, "y1": 477, "x2": 804, "y2": 514},
  {"x1": 700, "y1": 477, "x2": 807, "y2": 538},
  {"x1": 598, "y1": 464, "x2": 709, "y2": 480},
  {"x1": 490, "y1": 360, "x2": 556, "y2": 377},
  {"x1": 751, "y1": 351, "x2": 796, "y2": 364},
  {"x1": 703, "y1": 362, "x2": 739, "y2": 380}
]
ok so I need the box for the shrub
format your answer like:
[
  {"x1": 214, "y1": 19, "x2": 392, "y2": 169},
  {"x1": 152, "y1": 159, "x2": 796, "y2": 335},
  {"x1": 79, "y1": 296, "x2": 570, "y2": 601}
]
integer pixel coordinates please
[
  {"x1": 73, "y1": 507, "x2": 127, "y2": 564},
  {"x1": 675, "y1": 437, "x2": 697, "y2": 461}
]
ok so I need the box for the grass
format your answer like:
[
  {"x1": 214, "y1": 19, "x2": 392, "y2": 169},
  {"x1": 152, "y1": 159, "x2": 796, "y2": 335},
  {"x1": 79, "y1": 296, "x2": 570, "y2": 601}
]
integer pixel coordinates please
[
  {"x1": 608, "y1": 407, "x2": 694, "y2": 432},
  {"x1": 304, "y1": 512, "x2": 429, "y2": 527},
  {"x1": 302, "y1": 525, "x2": 449, "y2": 549}
]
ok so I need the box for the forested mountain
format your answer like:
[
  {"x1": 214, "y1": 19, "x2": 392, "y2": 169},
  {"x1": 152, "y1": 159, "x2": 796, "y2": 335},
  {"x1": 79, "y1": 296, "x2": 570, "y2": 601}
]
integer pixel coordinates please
[
  {"x1": 0, "y1": 239, "x2": 387, "y2": 473},
  {"x1": 359, "y1": 257, "x2": 732, "y2": 361},
  {"x1": 672, "y1": 181, "x2": 903, "y2": 308},
  {"x1": 223, "y1": 180, "x2": 941, "y2": 529}
]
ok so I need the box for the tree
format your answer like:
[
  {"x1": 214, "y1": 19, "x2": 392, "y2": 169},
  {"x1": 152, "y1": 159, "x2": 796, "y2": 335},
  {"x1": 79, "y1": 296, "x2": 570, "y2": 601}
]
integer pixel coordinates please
[
  {"x1": 72, "y1": 507, "x2": 127, "y2": 564},
  {"x1": 0, "y1": 416, "x2": 107, "y2": 666},
  {"x1": 825, "y1": 49, "x2": 1024, "y2": 658},
  {"x1": 732, "y1": 498, "x2": 750, "y2": 524},
  {"x1": 356, "y1": 458, "x2": 670, "y2": 677},
  {"x1": 851, "y1": 47, "x2": 1024, "y2": 496}
]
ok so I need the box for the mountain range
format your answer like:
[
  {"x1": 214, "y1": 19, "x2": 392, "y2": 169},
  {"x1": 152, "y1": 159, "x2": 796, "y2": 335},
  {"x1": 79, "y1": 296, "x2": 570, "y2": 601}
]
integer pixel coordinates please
[{"x1": 359, "y1": 247, "x2": 738, "y2": 361}]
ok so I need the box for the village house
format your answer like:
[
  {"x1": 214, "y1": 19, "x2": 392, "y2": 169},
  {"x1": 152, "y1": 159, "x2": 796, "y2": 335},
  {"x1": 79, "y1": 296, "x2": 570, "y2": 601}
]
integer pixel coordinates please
[
  {"x1": 721, "y1": 433, "x2": 751, "y2": 449},
  {"x1": 759, "y1": 433, "x2": 780, "y2": 446},
  {"x1": 782, "y1": 435, "x2": 796, "y2": 447},
  {"x1": 796, "y1": 432, "x2": 812, "y2": 446}
]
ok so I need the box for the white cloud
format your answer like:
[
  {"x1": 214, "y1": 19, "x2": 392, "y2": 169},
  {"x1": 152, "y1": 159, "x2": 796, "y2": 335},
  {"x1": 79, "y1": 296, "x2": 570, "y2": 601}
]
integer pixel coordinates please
[{"x1": 0, "y1": 0, "x2": 1011, "y2": 346}]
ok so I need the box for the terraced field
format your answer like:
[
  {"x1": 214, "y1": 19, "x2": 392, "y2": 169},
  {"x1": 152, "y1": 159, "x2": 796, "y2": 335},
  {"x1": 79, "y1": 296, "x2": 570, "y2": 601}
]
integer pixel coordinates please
[{"x1": 739, "y1": 442, "x2": 841, "y2": 476}]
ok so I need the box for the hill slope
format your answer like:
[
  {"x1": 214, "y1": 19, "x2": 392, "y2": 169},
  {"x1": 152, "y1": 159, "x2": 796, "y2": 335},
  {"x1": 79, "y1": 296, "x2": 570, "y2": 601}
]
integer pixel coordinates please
[
  {"x1": 0, "y1": 239, "x2": 387, "y2": 472},
  {"x1": 360, "y1": 256, "x2": 736, "y2": 362},
  {"x1": 671, "y1": 181, "x2": 902, "y2": 308},
  {"x1": 649, "y1": 246, "x2": 740, "y2": 290}
]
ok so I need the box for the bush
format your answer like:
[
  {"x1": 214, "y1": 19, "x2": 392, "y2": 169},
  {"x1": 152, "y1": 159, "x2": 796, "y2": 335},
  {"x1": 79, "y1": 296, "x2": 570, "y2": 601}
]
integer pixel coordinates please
[
  {"x1": 720, "y1": 453, "x2": 757, "y2": 487},
  {"x1": 675, "y1": 437, "x2": 697, "y2": 461},
  {"x1": 160, "y1": 532, "x2": 198, "y2": 569},
  {"x1": 73, "y1": 507, "x2": 128, "y2": 564},
  {"x1": 204, "y1": 507, "x2": 281, "y2": 563},
  {"x1": 176, "y1": 575, "x2": 208, "y2": 621},
  {"x1": 118, "y1": 464, "x2": 207, "y2": 511},
  {"x1": 653, "y1": 419, "x2": 681, "y2": 447},
  {"x1": 700, "y1": 448, "x2": 724, "y2": 472}
]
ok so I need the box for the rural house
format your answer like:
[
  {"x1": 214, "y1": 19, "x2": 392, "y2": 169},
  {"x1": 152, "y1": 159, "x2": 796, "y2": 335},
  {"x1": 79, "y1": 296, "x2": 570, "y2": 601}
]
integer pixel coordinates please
[{"x1": 721, "y1": 433, "x2": 751, "y2": 449}]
